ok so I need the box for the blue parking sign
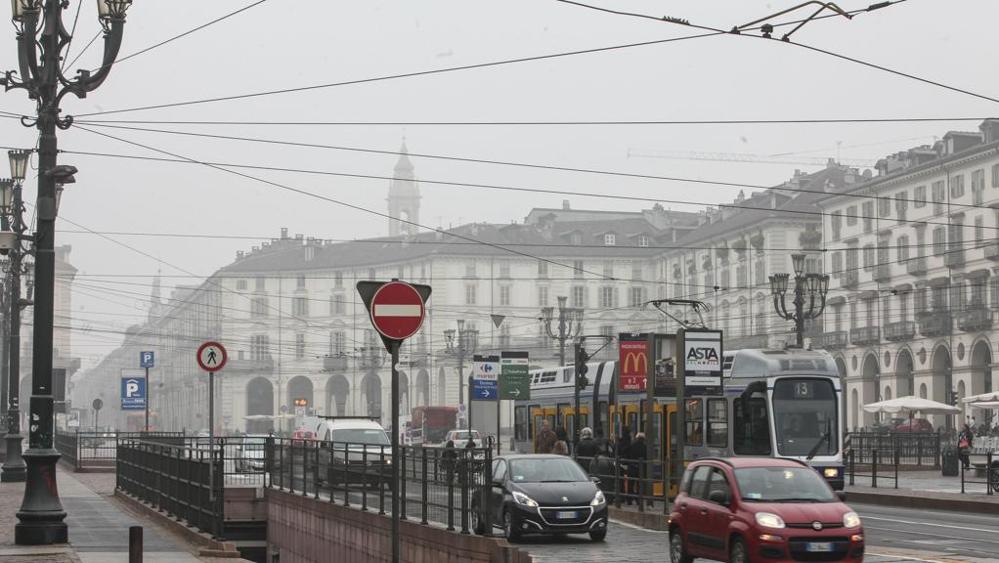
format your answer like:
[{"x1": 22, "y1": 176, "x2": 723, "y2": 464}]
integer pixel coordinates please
[
  {"x1": 121, "y1": 377, "x2": 146, "y2": 410},
  {"x1": 140, "y1": 351, "x2": 154, "y2": 368}
]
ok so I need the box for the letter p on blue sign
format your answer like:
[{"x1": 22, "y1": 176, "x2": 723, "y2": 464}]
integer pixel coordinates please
[{"x1": 140, "y1": 351, "x2": 154, "y2": 368}]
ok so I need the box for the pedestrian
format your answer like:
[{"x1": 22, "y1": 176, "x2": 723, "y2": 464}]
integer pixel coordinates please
[
  {"x1": 534, "y1": 419, "x2": 557, "y2": 454},
  {"x1": 556, "y1": 425, "x2": 570, "y2": 455},
  {"x1": 627, "y1": 432, "x2": 648, "y2": 506},
  {"x1": 958, "y1": 424, "x2": 974, "y2": 471},
  {"x1": 589, "y1": 448, "x2": 616, "y2": 503},
  {"x1": 442, "y1": 440, "x2": 457, "y2": 482},
  {"x1": 552, "y1": 440, "x2": 569, "y2": 456},
  {"x1": 576, "y1": 427, "x2": 600, "y2": 464},
  {"x1": 618, "y1": 426, "x2": 632, "y2": 458},
  {"x1": 594, "y1": 426, "x2": 611, "y2": 456}
]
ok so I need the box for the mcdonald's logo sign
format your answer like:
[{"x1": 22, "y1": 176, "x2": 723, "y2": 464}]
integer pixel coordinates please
[
  {"x1": 619, "y1": 336, "x2": 649, "y2": 392},
  {"x1": 622, "y1": 352, "x2": 648, "y2": 375}
]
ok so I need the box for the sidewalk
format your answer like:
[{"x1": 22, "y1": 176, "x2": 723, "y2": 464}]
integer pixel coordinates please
[{"x1": 0, "y1": 464, "x2": 239, "y2": 562}]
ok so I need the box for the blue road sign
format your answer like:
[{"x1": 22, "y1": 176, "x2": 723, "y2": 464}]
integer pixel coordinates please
[
  {"x1": 471, "y1": 379, "x2": 497, "y2": 401},
  {"x1": 121, "y1": 377, "x2": 146, "y2": 410},
  {"x1": 140, "y1": 351, "x2": 155, "y2": 369}
]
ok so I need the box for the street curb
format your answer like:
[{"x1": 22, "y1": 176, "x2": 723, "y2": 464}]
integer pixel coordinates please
[
  {"x1": 608, "y1": 506, "x2": 668, "y2": 530},
  {"x1": 112, "y1": 490, "x2": 244, "y2": 559},
  {"x1": 846, "y1": 489, "x2": 999, "y2": 513}
]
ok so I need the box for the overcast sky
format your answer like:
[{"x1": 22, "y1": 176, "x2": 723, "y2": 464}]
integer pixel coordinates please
[{"x1": 1, "y1": 0, "x2": 997, "y2": 368}]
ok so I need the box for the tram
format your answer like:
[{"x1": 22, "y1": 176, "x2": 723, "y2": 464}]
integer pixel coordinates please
[{"x1": 511, "y1": 348, "x2": 845, "y2": 490}]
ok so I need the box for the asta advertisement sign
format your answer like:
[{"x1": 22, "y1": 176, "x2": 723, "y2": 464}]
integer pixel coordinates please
[
  {"x1": 618, "y1": 333, "x2": 649, "y2": 393},
  {"x1": 683, "y1": 329, "x2": 723, "y2": 396}
]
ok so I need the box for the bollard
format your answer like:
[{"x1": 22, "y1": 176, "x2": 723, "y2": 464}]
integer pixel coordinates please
[
  {"x1": 872, "y1": 449, "x2": 878, "y2": 489},
  {"x1": 400, "y1": 446, "x2": 408, "y2": 520},
  {"x1": 613, "y1": 452, "x2": 622, "y2": 509},
  {"x1": 377, "y1": 445, "x2": 385, "y2": 516},
  {"x1": 849, "y1": 449, "x2": 855, "y2": 486},
  {"x1": 894, "y1": 449, "x2": 899, "y2": 489},
  {"x1": 421, "y1": 448, "x2": 429, "y2": 525},
  {"x1": 128, "y1": 526, "x2": 143, "y2": 563},
  {"x1": 989, "y1": 452, "x2": 994, "y2": 496},
  {"x1": 460, "y1": 452, "x2": 470, "y2": 535}
]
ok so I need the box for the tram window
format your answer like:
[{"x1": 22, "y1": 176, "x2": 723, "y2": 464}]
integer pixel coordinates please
[
  {"x1": 650, "y1": 413, "x2": 662, "y2": 459},
  {"x1": 669, "y1": 412, "x2": 677, "y2": 449},
  {"x1": 579, "y1": 413, "x2": 589, "y2": 430},
  {"x1": 686, "y1": 399, "x2": 704, "y2": 446},
  {"x1": 533, "y1": 415, "x2": 544, "y2": 438},
  {"x1": 707, "y1": 399, "x2": 728, "y2": 448},
  {"x1": 733, "y1": 397, "x2": 771, "y2": 455},
  {"x1": 598, "y1": 401, "x2": 609, "y2": 440},
  {"x1": 515, "y1": 406, "x2": 528, "y2": 441}
]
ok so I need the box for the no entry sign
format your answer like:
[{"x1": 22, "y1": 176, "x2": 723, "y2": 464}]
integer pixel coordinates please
[{"x1": 368, "y1": 281, "x2": 426, "y2": 341}]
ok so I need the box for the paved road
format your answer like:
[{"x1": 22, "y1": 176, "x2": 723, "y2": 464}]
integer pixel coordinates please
[{"x1": 515, "y1": 503, "x2": 999, "y2": 563}]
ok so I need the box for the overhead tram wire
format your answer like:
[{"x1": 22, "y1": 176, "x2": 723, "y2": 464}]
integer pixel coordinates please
[{"x1": 60, "y1": 131, "x2": 999, "y2": 228}]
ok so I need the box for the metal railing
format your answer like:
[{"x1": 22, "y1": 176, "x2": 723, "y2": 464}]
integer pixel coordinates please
[
  {"x1": 961, "y1": 451, "x2": 999, "y2": 495},
  {"x1": 55, "y1": 430, "x2": 186, "y2": 471},
  {"x1": 576, "y1": 453, "x2": 677, "y2": 516},
  {"x1": 265, "y1": 439, "x2": 493, "y2": 534},
  {"x1": 845, "y1": 449, "x2": 899, "y2": 489},
  {"x1": 845, "y1": 431, "x2": 941, "y2": 467}
]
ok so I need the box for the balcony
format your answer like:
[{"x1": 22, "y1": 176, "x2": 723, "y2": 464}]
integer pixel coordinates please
[
  {"x1": 906, "y1": 257, "x2": 927, "y2": 276},
  {"x1": 884, "y1": 321, "x2": 916, "y2": 342},
  {"x1": 323, "y1": 355, "x2": 349, "y2": 372},
  {"x1": 985, "y1": 244, "x2": 999, "y2": 261},
  {"x1": 958, "y1": 308, "x2": 994, "y2": 333},
  {"x1": 849, "y1": 326, "x2": 881, "y2": 346},
  {"x1": 944, "y1": 249, "x2": 965, "y2": 268},
  {"x1": 815, "y1": 331, "x2": 848, "y2": 350},
  {"x1": 227, "y1": 356, "x2": 275, "y2": 374},
  {"x1": 726, "y1": 334, "x2": 769, "y2": 350},
  {"x1": 873, "y1": 264, "x2": 892, "y2": 282},
  {"x1": 917, "y1": 310, "x2": 952, "y2": 337},
  {"x1": 841, "y1": 270, "x2": 859, "y2": 289}
]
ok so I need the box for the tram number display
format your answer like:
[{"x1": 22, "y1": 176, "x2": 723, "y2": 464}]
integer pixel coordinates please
[{"x1": 793, "y1": 382, "x2": 814, "y2": 399}]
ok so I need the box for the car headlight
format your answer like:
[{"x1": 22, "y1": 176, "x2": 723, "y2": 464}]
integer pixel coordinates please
[
  {"x1": 591, "y1": 490, "x2": 606, "y2": 507},
  {"x1": 512, "y1": 491, "x2": 539, "y2": 508},
  {"x1": 824, "y1": 467, "x2": 839, "y2": 479},
  {"x1": 842, "y1": 511, "x2": 861, "y2": 529},
  {"x1": 755, "y1": 512, "x2": 786, "y2": 529}
]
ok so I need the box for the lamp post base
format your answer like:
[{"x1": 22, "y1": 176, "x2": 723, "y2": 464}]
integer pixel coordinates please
[
  {"x1": 14, "y1": 448, "x2": 67, "y2": 545},
  {"x1": 1, "y1": 433, "x2": 26, "y2": 482}
]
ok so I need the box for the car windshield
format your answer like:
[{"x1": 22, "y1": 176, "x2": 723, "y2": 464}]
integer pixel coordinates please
[
  {"x1": 451, "y1": 431, "x2": 479, "y2": 440},
  {"x1": 242, "y1": 438, "x2": 266, "y2": 451},
  {"x1": 331, "y1": 428, "x2": 390, "y2": 446},
  {"x1": 509, "y1": 458, "x2": 588, "y2": 483},
  {"x1": 772, "y1": 378, "x2": 838, "y2": 457},
  {"x1": 734, "y1": 467, "x2": 836, "y2": 502}
]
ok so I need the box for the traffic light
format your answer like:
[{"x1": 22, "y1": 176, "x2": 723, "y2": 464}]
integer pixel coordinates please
[
  {"x1": 949, "y1": 390, "x2": 959, "y2": 406},
  {"x1": 575, "y1": 346, "x2": 589, "y2": 390}
]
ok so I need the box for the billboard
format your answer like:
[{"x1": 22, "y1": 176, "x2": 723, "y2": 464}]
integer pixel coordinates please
[
  {"x1": 618, "y1": 333, "x2": 649, "y2": 393},
  {"x1": 683, "y1": 329, "x2": 724, "y2": 396}
]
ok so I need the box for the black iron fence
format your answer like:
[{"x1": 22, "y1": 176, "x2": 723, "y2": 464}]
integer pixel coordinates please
[
  {"x1": 55, "y1": 430, "x2": 185, "y2": 471},
  {"x1": 845, "y1": 431, "x2": 941, "y2": 467},
  {"x1": 576, "y1": 454, "x2": 678, "y2": 515},
  {"x1": 845, "y1": 449, "x2": 899, "y2": 489},
  {"x1": 961, "y1": 451, "x2": 999, "y2": 495},
  {"x1": 265, "y1": 439, "x2": 494, "y2": 534}
]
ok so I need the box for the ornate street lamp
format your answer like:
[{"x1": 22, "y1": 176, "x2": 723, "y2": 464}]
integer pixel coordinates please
[
  {"x1": 769, "y1": 253, "x2": 830, "y2": 348},
  {"x1": 540, "y1": 295, "x2": 582, "y2": 366},
  {"x1": 443, "y1": 320, "x2": 478, "y2": 429},
  {"x1": 2, "y1": 0, "x2": 133, "y2": 545}
]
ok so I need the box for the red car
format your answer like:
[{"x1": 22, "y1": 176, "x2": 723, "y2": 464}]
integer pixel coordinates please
[
  {"x1": 669, "y1": 457, "x2": 864, "y2": 563},
  {"x1": 892, "y1": 418, "x2": 933, "y2": 433}
]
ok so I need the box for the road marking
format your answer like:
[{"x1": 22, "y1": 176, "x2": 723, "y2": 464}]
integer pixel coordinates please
[
  {"x1": 608, "y1": 519, "x2": 669, "y2": 533},
  {"x1": 866, "y1": 551, "x2": 948, "y2": 563},
  {"x1": 862, "y1": 515, "x2": 999, "y2": 535}
]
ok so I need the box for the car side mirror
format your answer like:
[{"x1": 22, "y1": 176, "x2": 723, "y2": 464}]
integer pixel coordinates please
[
  {"x1": 590, "y1": 475, "x2": 601, "y2": 484},
  {"x1": 835, "y1": 491, "x2": 847, "y2": 502},
  {"x1": 708, "y1": 490, "x2": 729, "y2": 505}
]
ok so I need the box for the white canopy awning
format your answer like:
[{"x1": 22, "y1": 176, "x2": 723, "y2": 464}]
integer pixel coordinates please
[
  {"x1": 863, "y1": 395, "x2": 960, "y2": 415},
  {"x1": 962, "y1": 391, "x2": 999, "y2": 404},
  {"x1": 968, "y1": 401, "x2": 999, "y2": 410}
]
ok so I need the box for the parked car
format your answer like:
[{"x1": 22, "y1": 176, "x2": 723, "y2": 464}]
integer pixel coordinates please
[
  {"x1": 235, "y1": 435, "x2": 269, "y2": 473},
  {"x1": 443, "y1": 429, "x2": 484, "y2": 448},
  {"x1": 892, "y1": 418, "x2": 933, "y2": 433},
  {"x1": 669, "y1": 457, "x2": 864, "y2": 563},
  {"x1": 301, "y1": 416, "x2": 393, "y2": 487},
  {"x1": 472, "y1": 454, "x2": 608, "y2": 542}
]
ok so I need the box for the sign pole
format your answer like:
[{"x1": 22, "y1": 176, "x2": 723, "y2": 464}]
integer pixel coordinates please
[
  {"x1": 389, "y1": 340, "x2": 401, "y2": 563},
  {"x1": 144, "y1": 366, "x2": 149, "y2": 433},
  {"x1": 208, "y1": 369, "x2": 214, "y2": 501},
  {"x1": 496, "y1": 396, "x2": 501, "y2": 455},
  {"x1": 468, "y1": 374, "x2": 473, "y2": 436},
  {"x1": 644, "y1": 332, "x2": 654, "y2": 502},
  {"x1": 675, "y1": 329, "x2": 686, "y2": 491}
]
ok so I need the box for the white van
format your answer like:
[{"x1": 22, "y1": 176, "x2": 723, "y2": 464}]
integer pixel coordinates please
[{"x1": 300, "y1": 416, "x2": 392, "y2": 487}]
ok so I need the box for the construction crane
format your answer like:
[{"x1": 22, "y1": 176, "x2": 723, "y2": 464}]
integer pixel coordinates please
[{"x1": 627, "y1": 148, "x2": 875, "y2": 168}]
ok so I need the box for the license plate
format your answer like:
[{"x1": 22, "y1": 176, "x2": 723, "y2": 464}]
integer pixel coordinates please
[
  {"x1": 556, "y1": 511, "x2": 577, "y2": 519},
  {"x1": 806, "y1": 542, "x2": 833, "y2": 553}
]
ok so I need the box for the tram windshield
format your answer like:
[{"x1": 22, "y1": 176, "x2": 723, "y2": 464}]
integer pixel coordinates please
[{"x1": 772, "y1": 378, "x2": 838, "y2": 458}]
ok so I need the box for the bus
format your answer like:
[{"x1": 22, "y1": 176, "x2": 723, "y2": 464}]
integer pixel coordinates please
[{"x1": 511, "y1": 348, "x2": 845, "y2": 491}]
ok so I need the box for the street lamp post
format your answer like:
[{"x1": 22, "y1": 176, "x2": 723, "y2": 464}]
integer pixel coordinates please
[
  {"x1": 1, "y1": 149, "x2": 33, "y2": 484},
  {"x1": 769, "y1": 253, "x2": 830, "y2": 348},
  {"x1": 357, "y1": 340, "x2": 386, "y2": 420},
  {"x1": 541, "y1": 296, "x2": 582, "y2": 366},
  {"x1": 443, "y1": 320, "x2": 478, "y2": 428},
  {"x1": 2, "y1": 0, "x2": 133, "y2": 545}
]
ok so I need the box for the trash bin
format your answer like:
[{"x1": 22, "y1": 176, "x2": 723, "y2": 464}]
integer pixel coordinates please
[{"x1": 941, "y1": 446, "x2": 959, "y2": 477}]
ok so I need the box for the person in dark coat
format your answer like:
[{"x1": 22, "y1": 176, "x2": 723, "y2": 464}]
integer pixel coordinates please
[
  {"x1": 618, "y1": 426, "x2": 632, "y2": 458},
  {"x1": 534, "y1": 420, "x2": 557, "y2": 454},
  {"x1": 576, "y1": 427, "x2": 600, "y2": 464},
  {"x1": 589, "y1": 447, "x2": 617, "y2": 503},
  {"x1": 555, "y1": 425, "x2": 570, "y2": 455},
  {"x1": 627, "y1": 432, "x2": 649, "y2": 506},
  {"x1": 442, "y1": 440, "x2": 457, "y2": 482},
  {"x1": 958, "y1": 424, "x2": 974, "y2": 470},
  {"x1": 617, "y1": 426, "x2": 633, "y2": 504}
]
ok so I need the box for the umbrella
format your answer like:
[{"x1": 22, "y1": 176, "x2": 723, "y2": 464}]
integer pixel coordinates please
[
  {"x1": 962, "y1": 391, "x2": 999, "y2": 404},
  {"x1": 863, "y1": 395, "x2": 960, "y2": 415},
  {"x1": 968, "y1": 401, "x2": 999, "y2": 409}
]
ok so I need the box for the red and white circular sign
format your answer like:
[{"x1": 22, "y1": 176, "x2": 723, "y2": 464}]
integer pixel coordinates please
[
  {"x1": 369, "y1": 281, "x2": 426, "y2": 341},
  {"x1": 197, "y1": 341, "x2": 228, "y2": 372}
]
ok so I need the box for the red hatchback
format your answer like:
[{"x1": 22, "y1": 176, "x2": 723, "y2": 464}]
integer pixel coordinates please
[{"x1": 669, "y1": 457, "x2": 864, "y2": 563}]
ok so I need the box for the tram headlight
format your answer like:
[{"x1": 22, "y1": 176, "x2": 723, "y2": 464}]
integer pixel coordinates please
[{"x1": 823, "y1": 467, "x2": 839, "y2": 479}]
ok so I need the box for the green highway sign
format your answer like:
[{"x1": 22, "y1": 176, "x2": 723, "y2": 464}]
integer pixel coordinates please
[{"x1": 500, "y1": 351, "x2": 530, "y2": 400}]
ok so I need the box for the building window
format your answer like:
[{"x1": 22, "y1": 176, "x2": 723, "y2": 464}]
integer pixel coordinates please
[
  {"x1": 571, "y1": 285, "x2": 586, "y2": 308},
  {"x1": 991, "y1": 278, "x2": 999, "y2": 309},
  {"x1": 992, "y1": 164, "x2": 999, "y2": 188},
  {"x1": 573, "y1": 260, "x2": 584, "y2": 278},
  {"x1": 603, "y1": 261, "x2": 614, "y2": 279},
  {"x1": 831, "y1": 251, "x2": 843, "y2": 276},
  {"x1": 951, "y1": 174, "x2": 965, "y2": 198},
  {"x1": 465, "y1": 284, "x2": 477, "y2": 305},
  {"x1": 296, "y1": 275, "x2": 306, "y2": 289},
  {"x1": 499, "y1": 262, "x2": 511, "y2": 279},
  {"x1": 600, "y1": 324, "x2": 614, "y2": 338},
  {"x1": 975, "y1": 216, "x2": 985, "y2": 244},
  {"x1": 397, "y1": 266, "x2": 405, "y2": 280},
  {"x1": 629, "y1": 287, "x2": 645, "y2": 307},
  {"x1": 931, "y1": 181, "x2": 946, "y2": 215},
  {"x1": 932, "y1": 226, "x2": 946, "y2": 256},
  {"x1": 331, "y1": 293, "x2": 346, "y2": 316},
  {"x1": 914, "y1": 186, "x2": 926, "y2": 208},
  {"x1": 831, "y1": 211, "x2": 842, "y2": 240},
  {"x1": 638, "y1": 234, "x2": 650, "y2": 247},
  {"x1": 632, "y1": 262, "x2": 643, "y2": 282},
  {"x1": 292, "y1": 296, "x2": 309, "y2": 317},
  {"x1": 251, "y1": 335, "x2": 270, "y2": 361},
  {"x1": 368, "y1": 268, "x2": 376, "y2": 279},
  {"x1": 538, "y1": 260, "x2": 548, "y2": 278},
  {"x1": 878, "y1": 196, "x2": 891, "y2": 218},
  {"x1": 295, "y1": 333, "x2": 306, "y2": 359},
  {"x1": 465, "y1": 262, "x2": 477, "y2": 278},
  {"x1": 972, "y1": 169, "x2": 986, "y2": 205},
  {"x1": 334, "y1": 271, "x2": 343, "y2": 288},
  {"x1": 236, "y1": 279, "x2": 247, "y2": 290},
  {"x1": 604, "y1": 233, "x2": 616, "y2": 246},
  {"x1": 599, "y1": 286, "x2": 616, "y2": 308},
  {"x1": 861, "y1": 201, "x2": 874, "y2": 233},
  {"x1": 846, "y1": 205, "x2": 858, "y2": 226},
  {"x1": 499, "y1": 285, "x2": 511, "y2": 306},
  {"x1": 862, "y1": 245, "x2": 875, "y2": 272},
  {"x1": 895, "y1": 191, "x2": 908, "y2": 222},
  {"x1": 255, "y1": 277, "x2": 266, "y2": 291},
  {"x1": 331, "y1": 331, "x2": 346, "y2": 356},
  {"x1": 251, "y1": 297, "x2": 268, "y2": 318},
  {"x1": 877, "y1": 237, "x2": 890, "y2": 266},
  {"x1": 537, "y1": 285, "x2": 549, "y2": 307},
  {"x1": 896, "y1": 235, "x2": 910, "y2": 263}
]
